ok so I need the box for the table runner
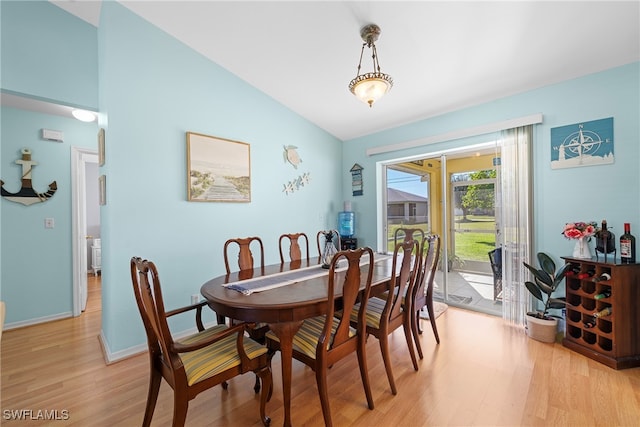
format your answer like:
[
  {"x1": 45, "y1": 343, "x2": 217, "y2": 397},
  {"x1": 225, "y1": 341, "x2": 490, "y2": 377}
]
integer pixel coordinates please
[{"x1": 224, "y1": 253, "x2": 392, "y2": 295}]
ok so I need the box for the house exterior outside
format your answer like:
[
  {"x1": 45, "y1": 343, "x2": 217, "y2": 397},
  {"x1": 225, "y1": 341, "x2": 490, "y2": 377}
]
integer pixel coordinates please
[{"x1": 387, "y1": 188, "x2": 428, "y2": 225}]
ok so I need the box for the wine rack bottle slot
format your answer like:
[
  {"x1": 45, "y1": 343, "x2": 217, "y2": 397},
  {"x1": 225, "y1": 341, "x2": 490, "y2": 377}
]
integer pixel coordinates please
[
  {"x1": 592, "y1": 272, "x2": 611, "y2": 283},
  {"x1": 568, "y1": 310, "x2": 581, "y2": 323},
  {"x1": 567, "y1": 294, "x2": 581, "y2": 306},
  {"x1": 577, "y1": 268, "x2": 595, "y2": 280},
  {"x1": 581, "y1": 297, "x2": 595, "y2": 311},
  {"x1": 568, "y1": 325, "x2": 582, "y2": 339},
  {"x1": 598, "y1": 319, "x2": 612, "y2": 334},
  {"x1": 582, "y1": 281, "x2": 596, "y2": 295},
  {"x1": 583, "y1": 330, "x2": 597, "y2": 344},
  {"x1": 598, "y1": 337, "x2": 613, "y2": 352},
  {"x1": 594, "y1": 287, "x2": 611, "y2": 300}
]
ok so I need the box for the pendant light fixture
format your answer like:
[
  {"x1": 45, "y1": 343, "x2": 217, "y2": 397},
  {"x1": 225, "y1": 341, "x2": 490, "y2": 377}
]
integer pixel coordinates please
[{"x1": 348, "y1": 24, "x2": 393, "y2": 107}]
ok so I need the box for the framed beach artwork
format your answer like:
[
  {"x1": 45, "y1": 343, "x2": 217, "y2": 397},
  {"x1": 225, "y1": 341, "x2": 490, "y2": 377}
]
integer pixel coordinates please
[
  {"x1": 550, "y1": 117, "x2": 614, "y2": 169},
  {"x1": 186, "y1": 132, "x2": 251, "y2": 202}
]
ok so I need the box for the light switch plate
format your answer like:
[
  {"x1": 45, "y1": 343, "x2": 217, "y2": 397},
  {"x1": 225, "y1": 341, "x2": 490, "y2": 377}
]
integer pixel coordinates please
[{"x1": 44, "y1": 218, "x2": 55, "y2": 228}]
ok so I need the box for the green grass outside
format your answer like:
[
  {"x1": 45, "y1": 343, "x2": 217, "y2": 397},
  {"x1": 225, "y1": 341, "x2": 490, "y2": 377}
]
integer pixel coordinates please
[{"x1": 387, "y1": 215, "x2": 496, "y2": 261}]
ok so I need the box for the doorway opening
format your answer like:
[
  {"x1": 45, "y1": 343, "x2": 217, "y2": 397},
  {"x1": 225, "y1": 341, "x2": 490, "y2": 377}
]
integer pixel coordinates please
[
  {"x1": 71, "y1": 147, "x2": 101, "y2": 316},
  {"x1": 382, "y1": 142, "x2": 502, "y2": 316}
]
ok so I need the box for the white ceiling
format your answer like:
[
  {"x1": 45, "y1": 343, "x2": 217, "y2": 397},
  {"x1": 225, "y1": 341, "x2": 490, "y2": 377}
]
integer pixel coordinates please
[{"x1": 16, "y1": 1, "x2": 640, "y2": 140}]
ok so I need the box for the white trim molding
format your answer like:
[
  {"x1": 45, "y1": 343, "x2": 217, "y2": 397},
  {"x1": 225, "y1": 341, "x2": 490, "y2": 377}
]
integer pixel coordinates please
[{"x1": 366, "y1": 113, "x2": 543, "y2": 156}]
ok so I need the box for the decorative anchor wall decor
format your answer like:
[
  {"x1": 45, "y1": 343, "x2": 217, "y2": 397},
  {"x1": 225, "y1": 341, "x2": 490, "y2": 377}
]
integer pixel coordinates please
[{"x1": 1, "y1": 148, "x2": 57, "y2": 205}]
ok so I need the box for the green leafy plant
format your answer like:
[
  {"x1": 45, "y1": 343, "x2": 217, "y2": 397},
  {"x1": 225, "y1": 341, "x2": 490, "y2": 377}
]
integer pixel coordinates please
[{"x1": 523, "y1": 252, "x2": 570, "y2": 320}]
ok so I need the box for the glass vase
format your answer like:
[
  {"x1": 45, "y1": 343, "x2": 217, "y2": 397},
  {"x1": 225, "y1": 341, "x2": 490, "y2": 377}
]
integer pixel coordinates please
[{"x1": 572, "y1": 237, "x2": 591, "y2": 259}]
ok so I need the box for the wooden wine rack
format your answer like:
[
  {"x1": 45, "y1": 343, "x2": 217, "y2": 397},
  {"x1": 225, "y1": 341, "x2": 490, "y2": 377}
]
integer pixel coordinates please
[{"x1": 562, "y1": 256, "x2": 640, "y2": 369}]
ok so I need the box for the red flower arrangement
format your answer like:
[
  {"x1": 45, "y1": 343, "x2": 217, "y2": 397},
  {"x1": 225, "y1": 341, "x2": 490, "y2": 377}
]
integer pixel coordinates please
[{"x1": 562, "y1": 221, "x2": 598, "y2": 239}]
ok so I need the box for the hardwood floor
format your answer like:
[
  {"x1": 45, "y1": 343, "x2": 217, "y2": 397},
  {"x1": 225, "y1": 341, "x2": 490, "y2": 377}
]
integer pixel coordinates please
[{"x1": 2, "y1": 276, "x2": 640, "y2": 426}]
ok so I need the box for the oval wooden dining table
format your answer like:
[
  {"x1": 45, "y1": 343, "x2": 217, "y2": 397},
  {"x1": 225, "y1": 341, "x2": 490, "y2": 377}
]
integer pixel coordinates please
[{"x1": 200, "y1": 255, "x2": 396, "y2": 427}]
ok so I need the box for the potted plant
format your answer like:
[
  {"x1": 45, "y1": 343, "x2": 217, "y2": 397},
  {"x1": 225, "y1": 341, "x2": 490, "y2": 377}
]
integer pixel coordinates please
[
  {"x1": 523, "y1": 252, "x2": 570, "y2": 343},
  {"x1": 439, "y1": 248, "x2": 465, "y2": 272}
]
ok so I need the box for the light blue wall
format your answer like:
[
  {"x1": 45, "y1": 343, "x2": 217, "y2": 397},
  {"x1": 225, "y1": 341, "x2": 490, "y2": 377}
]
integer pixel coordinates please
[
  {"x1": 344, "y1": 62, "x2": 640, "y2": 263},
  {"x1": 0, "y1": 0, "x2": 97, "y2": 109},
  {"x1": 97, "y1": 2, "x2": 342, "y2": 354},
  {"x1": 1, "y1": 108, "x2": 98, "y2": 322}
]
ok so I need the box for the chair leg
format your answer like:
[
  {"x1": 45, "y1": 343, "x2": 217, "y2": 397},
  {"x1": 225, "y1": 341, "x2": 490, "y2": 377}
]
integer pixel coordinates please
[
  {"x1": 426, "y1": 299, "x2": 440, "y2": 344},
  {"x1": 378, "y1": 336, "x2": 397, "y2": 395},
  {"x1": 315, "y1": 362, "x2": 333, "y2": 427},
  {"x1": 357, "y1": 336, "x2": 374, "y2": 410},
  {"x1": 257, "y1": 366, "x2": 272, "y2": 426},
  {"x1": 411, "y1": 308, "x2": 424, "y2": 359},
  {"x1": 403, "y1": 318, "x2": 419, "y2": 371},
  {"x1": 254, "y1": 374, "x2": 261, "y2": 393},
  {"x1": 172, "y1": 394, "x2": 188, "y2": 427},
  {"x1": 142, "y1": 369, "x2": 162, "y2": 427}
]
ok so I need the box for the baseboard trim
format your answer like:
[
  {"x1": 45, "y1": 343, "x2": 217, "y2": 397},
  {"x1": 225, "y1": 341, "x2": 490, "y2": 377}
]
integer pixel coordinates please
[
  {"x1": 98, "y1": 330, "x2": 146, "y2": 365},
  {"x1": 4, "y1": 312, "x2": 72, "y2": 330},
  {"x1": 98, "y1": 323, "x2": 218, "y2": 365}
]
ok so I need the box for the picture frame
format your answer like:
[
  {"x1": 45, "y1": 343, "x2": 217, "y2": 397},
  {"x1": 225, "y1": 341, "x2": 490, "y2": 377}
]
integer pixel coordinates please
[
  {"x1": 98, "y1": 174, "x2": 106, "y2": 205},
  {"x1": 98, "y1": 128, "x2": 105, "y2": 166},
  {"x1": 550, "y1": 117, "x2": 614, "y2": 169},
  {"x1": 186, "y1": 132, "x2": 251, "y2": 202}
]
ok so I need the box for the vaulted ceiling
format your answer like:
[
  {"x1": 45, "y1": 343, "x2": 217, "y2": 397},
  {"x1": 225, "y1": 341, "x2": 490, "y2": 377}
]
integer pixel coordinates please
[{"x1": 39, "y1": 1, "x2": 640, "y2": 140}]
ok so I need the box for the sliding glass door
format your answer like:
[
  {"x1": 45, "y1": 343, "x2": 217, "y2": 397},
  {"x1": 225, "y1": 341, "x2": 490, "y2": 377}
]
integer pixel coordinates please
[{"x1": 382, "y1": 143, "x2": 504, "y2": 316}]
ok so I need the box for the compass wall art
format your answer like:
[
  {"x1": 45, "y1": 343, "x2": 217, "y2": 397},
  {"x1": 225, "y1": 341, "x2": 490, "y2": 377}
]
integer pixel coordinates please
[{"x1": 550, "y1": 117, "x2": 614, "y2": 170}]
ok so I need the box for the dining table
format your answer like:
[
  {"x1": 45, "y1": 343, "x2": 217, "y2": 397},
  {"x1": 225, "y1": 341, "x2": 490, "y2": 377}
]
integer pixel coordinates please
[{"x1": 200, "y1": 254, "x2": 397, "y2": 427}]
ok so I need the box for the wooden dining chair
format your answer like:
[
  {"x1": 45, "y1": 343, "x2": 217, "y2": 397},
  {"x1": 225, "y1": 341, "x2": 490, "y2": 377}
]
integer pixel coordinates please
[
  {"x1": 393, "y1": 227, "x2": 425, "y2": 249},
  {"x1": 223, "y1": 236, "x2": 265, "y2": 274},
  {"x1": 350, "y1": 239, "x2": 420, "y2": 395},
  {"x1": 316, "y1": 230, "x2": 341, "y2": 257},
  {"x1": 223, "y1": 236, "x2": 269, "y2": 393},
  {"x1": 278, "y1": 232, "x2": 309, "y2": 263},
  {"x1": 265, "y1": 248, "x2": 375, "y2": 427},
  {"x1": 410, "y1": 234, "x2": 441, "y2": 359},
  {"x1": 130, "y1": 257, "x2": 272, "y2": 427}
]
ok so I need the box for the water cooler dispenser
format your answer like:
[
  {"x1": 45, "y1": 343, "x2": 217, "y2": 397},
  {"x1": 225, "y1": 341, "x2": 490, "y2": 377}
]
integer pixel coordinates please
[{"x1": 338, "y1": 202, "x2": 357, "y2": 250}]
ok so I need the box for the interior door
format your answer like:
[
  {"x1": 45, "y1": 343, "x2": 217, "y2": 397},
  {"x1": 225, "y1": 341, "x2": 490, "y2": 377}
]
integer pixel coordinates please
[{"x1": 72, "y1": 148, "x2": 99, "y2": 315}]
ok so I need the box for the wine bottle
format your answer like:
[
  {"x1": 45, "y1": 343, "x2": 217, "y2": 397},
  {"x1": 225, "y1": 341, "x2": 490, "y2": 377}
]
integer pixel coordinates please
[
  {"x1": 564, "y1": 266, "x2": 581, "y2": 277},
  {"x1": 620, "y1": 223, "x2": 636, "y2": 264},
  {"x1": 592, "y1": 272, "x2": 611, "y2": 283},
  {"x1": 577, "y1": 269, "x2": 595, "y2": 279},
  {"x1": 595, "y1": 220, "x2": 616, "y2": 254},
  {"x1": 593, "y1": 307, "x2": 612, "y2": 318},
  {"x1": 594, "y1": 289, "x2": 611, "y2": 300}
]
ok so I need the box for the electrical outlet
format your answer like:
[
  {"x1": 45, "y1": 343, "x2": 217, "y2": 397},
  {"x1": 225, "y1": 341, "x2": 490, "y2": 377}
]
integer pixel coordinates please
[{"x1": 191, "y1": 294, "x2": 199, "y2": 305}]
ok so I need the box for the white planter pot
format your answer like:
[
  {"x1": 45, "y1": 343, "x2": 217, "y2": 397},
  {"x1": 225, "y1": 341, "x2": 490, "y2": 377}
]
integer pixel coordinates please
[{"x1": 525, "y1": 315, "x2": 558, "y2": 343}]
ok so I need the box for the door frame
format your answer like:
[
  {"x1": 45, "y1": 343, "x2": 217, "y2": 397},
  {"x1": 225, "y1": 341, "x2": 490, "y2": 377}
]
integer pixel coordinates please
[{"x1": 71, "y1": 147, "x2": 98, "y2": 316}]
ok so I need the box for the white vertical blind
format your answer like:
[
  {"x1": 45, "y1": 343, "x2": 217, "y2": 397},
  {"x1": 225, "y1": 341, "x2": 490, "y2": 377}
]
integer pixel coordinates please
[{"x1": 499, "y1": 126, "x2": 533, "y2": 326}]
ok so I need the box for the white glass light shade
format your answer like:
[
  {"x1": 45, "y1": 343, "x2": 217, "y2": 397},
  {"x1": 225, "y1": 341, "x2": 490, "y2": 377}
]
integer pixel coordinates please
[
  {"x1": 72, "y1": 109, "x2": 96, "y2": 122},
  {"x1": 349, "y1": 73, "x2": 393, "y2": 107}
]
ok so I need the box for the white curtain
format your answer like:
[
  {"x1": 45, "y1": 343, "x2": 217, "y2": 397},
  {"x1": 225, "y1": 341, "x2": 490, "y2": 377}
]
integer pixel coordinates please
[{"x1": 499, "y1": 126, "x2": 533, "y2": 326}]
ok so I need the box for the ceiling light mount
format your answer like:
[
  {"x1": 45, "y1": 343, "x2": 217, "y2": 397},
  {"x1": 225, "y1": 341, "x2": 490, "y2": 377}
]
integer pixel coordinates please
[{"x1": 348, "y1": 23, "x2": 393, "y2": 108}]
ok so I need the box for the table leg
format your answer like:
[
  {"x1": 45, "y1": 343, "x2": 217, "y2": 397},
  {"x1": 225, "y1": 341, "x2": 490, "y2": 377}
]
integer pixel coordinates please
[{"x1": 268, "y1": 320, "x2": 303, "y2": 427}]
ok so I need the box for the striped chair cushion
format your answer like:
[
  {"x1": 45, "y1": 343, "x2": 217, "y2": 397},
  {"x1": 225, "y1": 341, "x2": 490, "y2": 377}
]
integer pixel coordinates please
[
  {"x1": 177, "y1": 325, "x2": 268, "y2": 386},
  {"x1": 350, "y1": 296, "x2": 386, "y2": 329},
  {"x1": 266, "y1": 316, "x2": 355, "y2": 360}
]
